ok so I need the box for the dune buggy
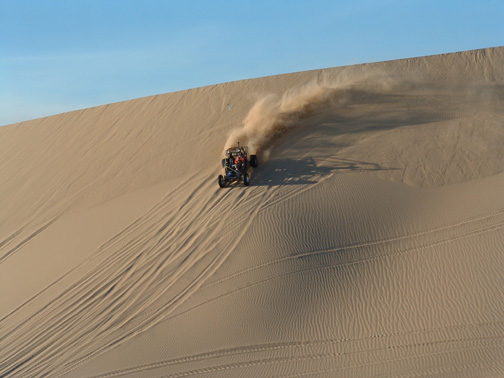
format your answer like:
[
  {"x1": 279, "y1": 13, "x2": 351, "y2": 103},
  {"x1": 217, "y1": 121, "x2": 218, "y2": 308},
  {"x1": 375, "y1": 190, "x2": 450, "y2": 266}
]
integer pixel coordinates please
[{"x1": 218, "y1": 144, "x2": 258, "y2": 188}]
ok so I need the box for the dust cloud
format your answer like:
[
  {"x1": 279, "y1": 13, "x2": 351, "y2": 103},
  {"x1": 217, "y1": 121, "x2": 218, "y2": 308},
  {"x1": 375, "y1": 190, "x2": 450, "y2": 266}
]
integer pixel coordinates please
[{"x1": 224, "y1": 74, "x2": 394, "y2": 158}]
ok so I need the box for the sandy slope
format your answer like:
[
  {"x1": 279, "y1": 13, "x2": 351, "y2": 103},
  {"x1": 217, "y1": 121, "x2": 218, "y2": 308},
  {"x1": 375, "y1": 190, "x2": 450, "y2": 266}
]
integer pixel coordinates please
[{"x1": 1, "y1": 47, "x2": 504, "y2": 377}]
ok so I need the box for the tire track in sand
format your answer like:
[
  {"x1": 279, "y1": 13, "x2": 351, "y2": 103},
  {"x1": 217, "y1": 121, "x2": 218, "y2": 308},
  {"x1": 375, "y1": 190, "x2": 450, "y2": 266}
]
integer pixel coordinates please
[
  {"x1": 151, "y1": 216, "x2": 504, "y2": 326},
  {"x1": 0, "y1": 174, "x2": 279, "y2": 378},
  {"x1": 201, "y1": 206, "x2": 504, "y2": 291},
  {"x1": 91, "y1": 322, "x2": 504, "y2": 377},
  {"x1": 161, "y1": 341, "x2": 504, "y2": 377}
]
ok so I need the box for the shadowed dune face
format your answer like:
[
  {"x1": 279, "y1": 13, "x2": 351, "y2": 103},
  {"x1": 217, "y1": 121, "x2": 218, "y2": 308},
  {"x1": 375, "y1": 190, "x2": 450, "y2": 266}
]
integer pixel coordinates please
[{"x1": 1, "y1": 47, "x2": 504, "y2": 377}]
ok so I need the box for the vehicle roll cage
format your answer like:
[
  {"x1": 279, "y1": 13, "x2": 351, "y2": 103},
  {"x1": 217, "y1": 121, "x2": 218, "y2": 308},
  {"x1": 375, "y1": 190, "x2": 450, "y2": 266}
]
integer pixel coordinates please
[{"x1": 226, "y1": 145, "x2": 248, "y2": 158}]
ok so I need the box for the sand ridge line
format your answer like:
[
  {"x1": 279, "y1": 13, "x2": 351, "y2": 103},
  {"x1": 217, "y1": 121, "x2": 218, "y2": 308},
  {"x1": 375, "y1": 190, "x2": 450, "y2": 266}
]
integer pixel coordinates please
[{"x1": 91, "y1": 327, "x2": 504, "y2": 377}]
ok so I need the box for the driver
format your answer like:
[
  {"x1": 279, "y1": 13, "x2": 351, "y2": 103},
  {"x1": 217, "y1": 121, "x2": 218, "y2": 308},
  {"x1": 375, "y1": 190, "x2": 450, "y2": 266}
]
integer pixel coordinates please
[{"x1": 235, "y1": 152, "x2": 247, "y2": 173}]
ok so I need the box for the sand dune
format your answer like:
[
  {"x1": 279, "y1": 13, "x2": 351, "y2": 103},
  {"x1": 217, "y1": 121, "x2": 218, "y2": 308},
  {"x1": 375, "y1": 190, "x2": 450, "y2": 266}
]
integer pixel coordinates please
[{"x1": 1, "y1": 47, "x2": 504, "y2": 377}]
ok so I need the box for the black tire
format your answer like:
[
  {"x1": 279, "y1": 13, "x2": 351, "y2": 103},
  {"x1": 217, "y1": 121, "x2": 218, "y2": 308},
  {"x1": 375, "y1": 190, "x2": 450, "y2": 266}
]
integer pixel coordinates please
[
  {"x1": 243, "y1": 172, "x2": 250, "y2": 186},
  {"x1": 250, "y1": 155, "x2": 258, "y2": 168},
  {"x1": 218, "y1": 175, "x2": 226, "y2": 188}
]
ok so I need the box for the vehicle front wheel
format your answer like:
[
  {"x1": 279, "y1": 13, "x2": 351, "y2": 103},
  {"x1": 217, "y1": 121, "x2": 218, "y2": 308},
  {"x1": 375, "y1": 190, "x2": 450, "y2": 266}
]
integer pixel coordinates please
[
  {"x1": 243, "y1": 173, "x2": 250, "y2": 186},
  {"x1": 218, "y1": 175, "x2": 226, "y2": 188}
]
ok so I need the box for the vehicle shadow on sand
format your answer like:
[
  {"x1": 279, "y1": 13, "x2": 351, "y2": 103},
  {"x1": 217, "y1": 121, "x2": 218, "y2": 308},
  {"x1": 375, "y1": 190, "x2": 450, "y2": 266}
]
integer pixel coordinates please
[{"x1": 250, "y1": 157, "x2": 399, "y2": 187}]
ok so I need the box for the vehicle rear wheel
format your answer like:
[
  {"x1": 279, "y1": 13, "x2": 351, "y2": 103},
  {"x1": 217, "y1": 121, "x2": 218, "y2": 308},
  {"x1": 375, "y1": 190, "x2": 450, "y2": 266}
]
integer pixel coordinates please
[
  {"x1": 218, "y1": 175, "x2": 226, "y2": 188},
  {"x1": 250, "y1": 155, "x2": 258, "y2": 168},
  {"x1": 243, "y1": 172, "x2": 250, "y2": 186}
]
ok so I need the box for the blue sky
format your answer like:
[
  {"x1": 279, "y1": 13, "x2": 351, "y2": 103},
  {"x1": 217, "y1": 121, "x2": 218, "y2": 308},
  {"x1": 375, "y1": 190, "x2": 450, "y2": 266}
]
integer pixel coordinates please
[{"x1": 1, "y1": 0, "x2": 502, "y2": 126}]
